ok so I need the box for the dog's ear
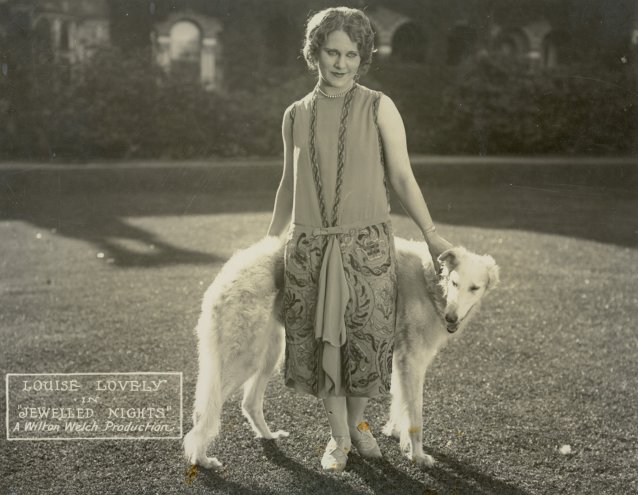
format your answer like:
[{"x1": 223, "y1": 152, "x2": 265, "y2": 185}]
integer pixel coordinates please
[
  {"x1": 437, "y1": 249, "x2": 458, "y2": 270},
  {"x1": 482, "y1": 255, "x2": 500, "y2": 290}
]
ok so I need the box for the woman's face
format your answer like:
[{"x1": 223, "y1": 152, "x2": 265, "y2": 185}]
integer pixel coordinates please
[{"x1": 316, "y1": 29, "x2": 361, "y2": 92}]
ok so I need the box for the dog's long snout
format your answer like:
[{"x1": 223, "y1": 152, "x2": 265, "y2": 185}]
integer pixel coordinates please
[{"x1": 445, "y1": 313, "x2": 458, "y2": 324}]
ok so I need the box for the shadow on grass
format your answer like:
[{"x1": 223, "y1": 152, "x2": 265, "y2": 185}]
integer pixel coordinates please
[
  {"x1": 258, "y1": 438, "x2": 529, "y2": 495},
  {"x1": 0, "y1": 167, "x2": 230, "y2": 268},
  {"x1": 259, "y1": 439, "x2": 370, "y2": 495},
  {"x1": 1, "y1": 161, "x2": 635, "y2": 270},
  {"x1": 71, "y1": 216, "x2": 222, "y2": 268},
  {"x1": 409, "y1": 161, "x2": 637, "y2": 248},
  {"x1": 368, "y1": 434, "x2": 530, "y2": 494},
  {"x1": 424, "y1": 449, "x2": 530, "y2": 495},
  {"x1": 346, "y1": 456, "x2": 434, "y2": 494},
  {"x1": 195, "y1": 467, "x2": 276, "y2": 495}
]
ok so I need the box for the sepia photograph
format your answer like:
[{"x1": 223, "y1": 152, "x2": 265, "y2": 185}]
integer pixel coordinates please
[{"x1": 1, "y1": 0, "x2": 636, "y2": 493}]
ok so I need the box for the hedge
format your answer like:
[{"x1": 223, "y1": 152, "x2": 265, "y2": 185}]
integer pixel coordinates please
[{"x1": 0, "y1": 47, "x2": 635, "y2": 160}]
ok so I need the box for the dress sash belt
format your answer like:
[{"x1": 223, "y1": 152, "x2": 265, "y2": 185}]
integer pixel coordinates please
[{"x1": 308, "y1": 214, "x2": 390, "y2": 395}]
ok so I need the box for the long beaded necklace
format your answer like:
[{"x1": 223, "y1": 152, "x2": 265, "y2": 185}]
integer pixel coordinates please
[{"x1": 309, "y1": 83, "x2": 358, "y2": 228}]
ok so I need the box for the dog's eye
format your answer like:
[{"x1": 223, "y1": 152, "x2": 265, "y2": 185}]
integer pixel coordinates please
[
  {"x1": 452, "y1": 281, "x2": 458, "y2": 288},
  {"x1": 470, "y1": 286, "x2": 480, "y2": 292}
]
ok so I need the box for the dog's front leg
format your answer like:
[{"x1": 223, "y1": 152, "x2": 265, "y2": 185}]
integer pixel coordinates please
[
  {"x1": 396, "y1": 365, "x2": 435, "y2": 467},
  {"x1": 383, "y1": 366, "x2": 402, "y2": 439}
]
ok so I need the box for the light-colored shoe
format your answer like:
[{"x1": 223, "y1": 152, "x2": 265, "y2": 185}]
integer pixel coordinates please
[
  {"x1": 321, "y1": 436, "x2": 351, "y2": 472},
  {"x1": 350, "y1": 421, "x2": 382, "y2": 458}
]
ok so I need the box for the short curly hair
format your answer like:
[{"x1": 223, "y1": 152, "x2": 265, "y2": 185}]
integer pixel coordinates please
[{"x1": 302, "y1": 7, "x2": 376, "y2": 75}]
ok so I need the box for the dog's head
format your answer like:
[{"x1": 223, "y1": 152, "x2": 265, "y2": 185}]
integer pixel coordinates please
[{"x1": 437, "y1": 247, "x2": 499, "y2": 333}]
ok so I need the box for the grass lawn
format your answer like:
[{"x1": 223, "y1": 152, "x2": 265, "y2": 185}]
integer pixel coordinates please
[{"x1": 0, "y1": 160, "x2": 637, "y2": 494}]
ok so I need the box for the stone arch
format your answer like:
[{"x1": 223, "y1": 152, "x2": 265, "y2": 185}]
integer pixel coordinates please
[
  {"x1": 168, "y1": 20, "x2": 201, "y2": 81},
  {"x1": 29, "y1": 1, "x2": 109, "y2": 67},
  {"x1": 447, "y1": 24, "x2": 477, "y2": 65},
  {"x1": 493, "y1": 27, "x2": 530, "y2": 59},
  {"x1": 392, "y1": 22, "x2": 427, "y2": 63},
  {"x1": 542, "y1": 30, "x2": 571, "y2": 68},
  {"x1": 59, "y1": 19, "x2": 71, "y2": 50},
  {"x1": 370, "y1": 21, "x2": 380, "y2": 53},
  {"x1": 34, "y1": 17, "x2": 52, "y2": 42},
  {"x1": 169, "y1": 20, "x2": 201, "y2": 63},
  {"x1": 154, "y1": 12, "x2": 223, "y2": 89},
  {"x1": 367, "y1": 7, "x2": 411, "y2": 58},
  {"x1": 33, "y1": 17, "x2": 54, "y2": 62}
]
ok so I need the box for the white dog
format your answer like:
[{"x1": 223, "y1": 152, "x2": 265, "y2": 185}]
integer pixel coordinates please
[{"x1": 183, "y1": 236, "x2": 499, "y2": 469}]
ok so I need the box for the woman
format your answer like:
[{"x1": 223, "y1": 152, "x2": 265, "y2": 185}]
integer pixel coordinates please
[{"x1": 267, "y1": 7, "x2": 452, "y2": 472}]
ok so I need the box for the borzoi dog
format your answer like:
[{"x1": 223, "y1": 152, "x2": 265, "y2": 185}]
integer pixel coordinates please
[{"x1": 183, "y1": 236, "x2": 499, "y2": 469}]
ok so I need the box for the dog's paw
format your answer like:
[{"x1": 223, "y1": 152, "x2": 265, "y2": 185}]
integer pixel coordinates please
[
  {"x1": 260, "y1": 429, "x2": 289, "y2": 440},
  {"x1": 184, "y1": 448, "x2": 223, "y2": 470},
  {"x1": 271, "y1": 429, "x2": 289, "y2": 439},
  {"x1": 183, "y1": 430, "x2": 221, "y2": 469},
  {"x1": 185, "y1": 455, "x2": 223, "y2": 470},
  {"x1": 409, "y1": 452, "x2": 435, "y2": 468},
  {"x1": 198, "y1": 456, "x2": 223, "y2": 470},
  {"x1": 382, "y1": 421, "x2": 399, "y2": 438}
]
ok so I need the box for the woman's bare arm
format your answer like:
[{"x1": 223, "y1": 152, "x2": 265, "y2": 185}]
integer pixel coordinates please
[
  {"x1": 267, "y1": 106, "x2": 294, "y2": 237},
  {"x1": 377, "y1": 94, "x2": 452, "y2": 260}
]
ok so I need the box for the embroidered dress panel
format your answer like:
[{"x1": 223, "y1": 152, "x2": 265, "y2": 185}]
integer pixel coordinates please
[{"x1": 284, "y1": 84, "x2": 397, "y2": 398}]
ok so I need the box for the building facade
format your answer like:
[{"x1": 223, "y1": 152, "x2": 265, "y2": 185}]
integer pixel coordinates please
[{"x1": 1, "y1": 0, "x2": 636, "y2": 88}]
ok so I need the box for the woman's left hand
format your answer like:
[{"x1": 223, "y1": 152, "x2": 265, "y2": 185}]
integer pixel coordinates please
[{"x1": 425, "y1": 231, "x2": 453, "y2": 269}]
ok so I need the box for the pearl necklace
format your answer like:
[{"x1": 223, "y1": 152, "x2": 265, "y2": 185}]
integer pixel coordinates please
[{"x1": 316, "y1": 84, "x2": 355, "y2": 98}]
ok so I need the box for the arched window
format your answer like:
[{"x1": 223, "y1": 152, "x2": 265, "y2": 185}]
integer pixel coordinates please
[
  {"x1": 542, "y1": 31, "x2": 570, "y2": 68},
  {"x1": 169, "y1": 20, "x2": 201, "y2": 80},
  {"x1": 447, "y1": 25, "x2": 477, "y2": 65},
  {"x1": 494, "y1": 28, "x2": 530, "y2": 59},
  {"x1": 60, "y1": 20, "x2": 70, "y2": 50},
  {"x1": 33, "y1": 18, "x2": 54, "y2": 62},
  {"x1": 392, "y1": 22, "x2": 427, "y2": 63},
  {"x1": 170, "y1": 21, "x2": 201, "y2": 62},
  {"x1": 369, "y1": 22, "x2": 389, "y2": 58}
]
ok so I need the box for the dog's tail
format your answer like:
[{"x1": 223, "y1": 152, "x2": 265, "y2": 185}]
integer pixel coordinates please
[
  {"x1": 194, "y1": 288, "x2": 223, "y2": 436},
  {"x1": 183, "y1": 287, "x2": 224, "y2": 466}
]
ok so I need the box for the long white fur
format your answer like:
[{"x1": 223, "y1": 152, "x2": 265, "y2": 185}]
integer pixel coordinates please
[
  {"x1": 183, "y1": 235, "x2": 499, "y2": 469},
  {"x1": 183, "y1": 237, "x2": 287, "y2": 468},
  {"x1": 383, "y1": 238, "x2": 499, "y2": 466}
]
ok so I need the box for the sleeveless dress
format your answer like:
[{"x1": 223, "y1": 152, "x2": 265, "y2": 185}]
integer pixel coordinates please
[{"x1": 283, "y1": 84, "x2": 398, "y2": 398}]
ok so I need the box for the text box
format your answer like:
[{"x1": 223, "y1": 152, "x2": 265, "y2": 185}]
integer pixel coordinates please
[{"x1": 6, "y1": 372, "x2": 182, "y2": 440}]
